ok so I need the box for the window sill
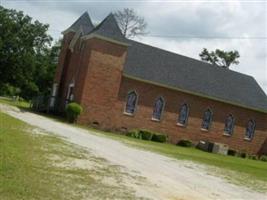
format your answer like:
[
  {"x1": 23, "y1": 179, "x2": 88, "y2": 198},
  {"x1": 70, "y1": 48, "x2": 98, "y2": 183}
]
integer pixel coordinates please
[
  {"x1": 223, "y1": 133, "x2": 231, "y2": 137},
  {"x1": 200, "y1": 128, "x2": 209, "y2": 132},
  {"x1": 177, "y1": 123, "x2": 186, "y2": 127},
  {"x1": 151, "y1": 118, "x2": 160, "y2": 122},
  {"x1": 244, "y1": 137, "x2": 252, "y2": 141},
  {"x1": 123, "y1": 112, "x2": 134, "y2": 117}
]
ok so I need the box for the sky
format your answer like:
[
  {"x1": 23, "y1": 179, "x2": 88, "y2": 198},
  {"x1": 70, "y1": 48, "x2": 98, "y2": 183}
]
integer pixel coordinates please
[{"x1": 1, "y1": 0, "x2": 267, "y2": 93}]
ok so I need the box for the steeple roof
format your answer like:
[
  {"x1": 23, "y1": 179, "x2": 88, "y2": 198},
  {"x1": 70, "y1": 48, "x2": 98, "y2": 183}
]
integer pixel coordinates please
[
  {"x1": 88, "y1": 13, "x2": 128, "y2": 43},
  {"x1": 63, "y1": 12, "x2": 94, "y2": 35}
]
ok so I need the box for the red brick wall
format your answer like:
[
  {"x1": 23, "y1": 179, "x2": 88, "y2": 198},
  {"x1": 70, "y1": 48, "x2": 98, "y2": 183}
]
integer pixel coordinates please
[
  {"x1": 110, "y1": 77, "x2": 267, "y2": 155},
  {"x1": 55, "y1": 35, "x2": 267, "y2": 155},
  {"x1": 77, "y1": 38, "x2": 128, "y2": 130},
  {"x1": 259, "y1": 138, "x2": 267, "y2": 155}
]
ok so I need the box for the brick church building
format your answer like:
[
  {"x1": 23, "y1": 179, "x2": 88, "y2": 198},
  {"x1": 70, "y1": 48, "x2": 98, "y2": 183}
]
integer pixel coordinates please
[{"x1": 52, "y1": 12, "x2": 267, "y2": 155}]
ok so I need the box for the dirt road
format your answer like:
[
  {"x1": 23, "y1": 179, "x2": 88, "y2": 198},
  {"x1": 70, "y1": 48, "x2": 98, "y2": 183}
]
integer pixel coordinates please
[{"x1": 1, "y1": 104, "x2": 266, "y2": 200}]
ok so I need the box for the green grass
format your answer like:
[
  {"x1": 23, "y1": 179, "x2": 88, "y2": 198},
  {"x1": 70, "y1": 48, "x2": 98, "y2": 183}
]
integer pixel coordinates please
[
  {"x1": 0, "y1": 97, "x2": 30, "y2": 110},
  {"x1": 0, "y1": 112, "x2": 142, "y2": 200}
]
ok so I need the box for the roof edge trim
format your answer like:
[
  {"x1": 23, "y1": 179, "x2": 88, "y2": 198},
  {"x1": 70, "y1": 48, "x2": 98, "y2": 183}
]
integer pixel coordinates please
[
  {"x1": 81, "y1": 33, "x2": 130, "y2": 46},
  {"x1": 123, "y1": 73, "x2": 267, "y2": 114},
  {"x1": 62, "y1": 28, "x2": 76, "y2": 35}
]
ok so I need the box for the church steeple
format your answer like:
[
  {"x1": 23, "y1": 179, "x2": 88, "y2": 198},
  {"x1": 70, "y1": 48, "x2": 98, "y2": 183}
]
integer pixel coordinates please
[
  {"x1": 87, "y1": 13, "x2": 128, "y2": 43},
  {"x1": 63, "y1": 11, "x2": 94, "y2": 35}
]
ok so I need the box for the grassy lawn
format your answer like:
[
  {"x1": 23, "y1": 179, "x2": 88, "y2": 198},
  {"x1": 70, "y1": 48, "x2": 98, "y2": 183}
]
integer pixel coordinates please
[{"x1": 0, "y1": 111, "x2": 143, "y2": 200}]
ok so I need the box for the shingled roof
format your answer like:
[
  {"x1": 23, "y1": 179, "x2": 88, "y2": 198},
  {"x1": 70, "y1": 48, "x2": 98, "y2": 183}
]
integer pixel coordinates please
[
  {"x1": 80, "y1": 13, "x2": 267, "y2": 113},
  {"x1": 63, "y1": 12, "x2": 94, "y2": 35},
  {"x1": 123, "y1": 40, "x2": 267, "y2": 112},
  {"x1": 86, "y1": 13, "x2": 128, "y2": 44}
]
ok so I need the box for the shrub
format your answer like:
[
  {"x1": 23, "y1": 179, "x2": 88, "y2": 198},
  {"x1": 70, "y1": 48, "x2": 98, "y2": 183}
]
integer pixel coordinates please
[
  {"x1": 151, "y1": 133, "x2": 167, "y2": 143},
  {"x1": 126, "y1": 129, "x2": 141, "y2": 139},
  {"x1": 237, "y1": 152, "x2": 247, "y2": 159},
  {"x1": 126, "y1": 131, "x2": 132, "y2": 137},
  {"x1": 127, "y1": 129, "x2": 166, "y2": 142},
  {"x1": 65, "y1": 103, "x2": 83, "y2": 123},
  {"x1": 248, "y1": 155, "x2": 258, "y2": 160},
  {"x1": 227, "y1": 149, "x2": 236, "y2": 156},
  {"x1": 139, "y1": 129, "x2": 153, "y2": 140},
  {"x1": 177, "y1": 139, "x2": 192, "y2": 147},
  {"x1": 260, "y1": 155, "x2": 267, "y2": 162}
]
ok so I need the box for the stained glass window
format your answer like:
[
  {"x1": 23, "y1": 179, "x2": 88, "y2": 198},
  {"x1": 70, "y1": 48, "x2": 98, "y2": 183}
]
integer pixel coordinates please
[
  {"x1": 178, "y1": 104, "x2": 189, "y2": 126},
  {"x1": 224, "y1": 114, "x2": 235, "y2": 135},
  {"x1": 152, "y1": 97, "x2": 164, "y2": 120},
  {"x1": 125, "y1": 91, "x2": 138, "y2": 114},
  {"x1": 245, "y1": 120, "x2": 255, "y2": 140},
  {"x1": 201, "y1": 109, "x2": 213, "y2": 130}
]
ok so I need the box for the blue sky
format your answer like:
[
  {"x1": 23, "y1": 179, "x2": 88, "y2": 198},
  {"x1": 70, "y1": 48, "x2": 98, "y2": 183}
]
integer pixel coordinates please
[{"x1": 2, "y1": 0, "x2": 267, "y2": 93}]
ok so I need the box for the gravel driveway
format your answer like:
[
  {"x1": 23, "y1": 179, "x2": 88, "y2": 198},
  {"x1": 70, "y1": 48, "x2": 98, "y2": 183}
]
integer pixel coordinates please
[{"x1": 1, "y1": 104, "x2": 266, "y2": 200}]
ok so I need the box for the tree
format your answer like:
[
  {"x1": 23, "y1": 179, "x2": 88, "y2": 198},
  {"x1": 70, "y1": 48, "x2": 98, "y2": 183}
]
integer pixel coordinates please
[
  {"x1": 199, "y1": 48, "x2": 240, "y2": 69},
  {"x1": 114, "y1": 8, "x2": 147, "y2": 38},
  {"x1": 0, "y1": 6, "x2": 58, "y2": 99},
  {"x1": 33, "y1": 39, "x2": 61, "y2": 97}
]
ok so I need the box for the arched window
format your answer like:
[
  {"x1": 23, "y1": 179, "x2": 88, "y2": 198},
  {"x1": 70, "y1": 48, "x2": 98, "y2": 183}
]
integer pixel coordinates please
[
  {"x1": 152, "y1": 97, "x2": 165, "y2": 121},
  {"x1": 245, "y1": 120, "x2": 255, "y2": 140},
  {"x1": 224, "y1": 114, "x2": 235, "y2": 135},
  {"x1": 201, "y1": 109, "x2": 213, "y2": 130},
  {"x1": 125, "y1": 91, "x2": 138, "y2": 115},
  {"x1": 177, "y1": 104, "x2": 189, "y2": 126}
]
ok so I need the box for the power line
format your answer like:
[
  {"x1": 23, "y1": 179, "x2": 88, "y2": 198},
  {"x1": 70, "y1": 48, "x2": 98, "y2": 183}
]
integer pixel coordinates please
[{"x1": 145, "y1": 35, "x2": 267, "y2": 39}]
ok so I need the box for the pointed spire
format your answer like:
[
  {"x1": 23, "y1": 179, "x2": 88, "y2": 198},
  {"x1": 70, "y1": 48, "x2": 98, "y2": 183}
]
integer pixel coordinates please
[
  {"x1": 88, "y1": 13, "x2": 128, "y2": 43},
  {"x1": 63, "y1": 11, "x2": 94, "y2": 35}
]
